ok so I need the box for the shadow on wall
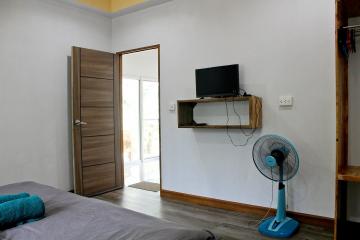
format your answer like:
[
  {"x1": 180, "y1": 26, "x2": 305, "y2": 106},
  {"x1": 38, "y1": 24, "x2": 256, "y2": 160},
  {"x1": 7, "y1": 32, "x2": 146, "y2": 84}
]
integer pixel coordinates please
[{"x1": 67, "y1": 56, "x2": 74, "y2": 190}]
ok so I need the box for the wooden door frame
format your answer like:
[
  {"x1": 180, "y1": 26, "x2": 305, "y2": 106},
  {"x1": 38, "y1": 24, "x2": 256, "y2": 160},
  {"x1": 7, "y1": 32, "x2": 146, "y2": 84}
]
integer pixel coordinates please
[{"x1": 117, "y1": 44, "x2": 162, "y2": 190}]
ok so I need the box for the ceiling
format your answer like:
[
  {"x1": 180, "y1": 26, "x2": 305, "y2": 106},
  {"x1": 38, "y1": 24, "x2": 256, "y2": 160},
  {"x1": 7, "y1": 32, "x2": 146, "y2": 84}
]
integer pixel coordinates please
[
  {"x1": 60, "y1": 0, "x2": 172, "y2": 17},
  {"x1": 77, "y1": 0, "x2": 143, "y2": 13}
]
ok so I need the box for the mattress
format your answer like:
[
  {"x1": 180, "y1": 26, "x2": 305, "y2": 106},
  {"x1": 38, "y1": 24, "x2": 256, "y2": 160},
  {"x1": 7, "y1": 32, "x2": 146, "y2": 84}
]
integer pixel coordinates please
[{"x1": 0, "y1": 182, "x2": 215, "y2": 240}]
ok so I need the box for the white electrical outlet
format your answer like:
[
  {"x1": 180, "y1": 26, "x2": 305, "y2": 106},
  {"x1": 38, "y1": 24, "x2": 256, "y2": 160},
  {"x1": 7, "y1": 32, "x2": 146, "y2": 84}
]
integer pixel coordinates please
[
  {"x1": 169, "y1": 102, "x2": 176, "y2": 112},
  {"x1": 279, "y1": 96, "x2": 293, "y2": 106}
]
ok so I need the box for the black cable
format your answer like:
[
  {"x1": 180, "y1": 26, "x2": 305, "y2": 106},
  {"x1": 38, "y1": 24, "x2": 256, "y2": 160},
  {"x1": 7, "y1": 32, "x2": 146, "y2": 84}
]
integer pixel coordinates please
[
  {"x1": 204, "y1": 230, "x2": 218, "y2": 240},
  {"x1": 248, "y1": 168, "x2": 274, "y2": 226},
  {"x1": 224, "y1": 98, "x2": 255, "y2": 147},
  {"x1": 232, "y1": 96, "x2": 256, "y2": 137}
]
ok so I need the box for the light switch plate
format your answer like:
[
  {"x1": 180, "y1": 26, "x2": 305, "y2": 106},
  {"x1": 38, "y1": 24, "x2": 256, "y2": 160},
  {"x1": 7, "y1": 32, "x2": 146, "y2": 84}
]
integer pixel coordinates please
[
  {"x1": 169, "y1": 102, "x2": 176, "y2": 112},
  {"x1": 279, "y1": 96, "x2": 293, "y2": 106}
]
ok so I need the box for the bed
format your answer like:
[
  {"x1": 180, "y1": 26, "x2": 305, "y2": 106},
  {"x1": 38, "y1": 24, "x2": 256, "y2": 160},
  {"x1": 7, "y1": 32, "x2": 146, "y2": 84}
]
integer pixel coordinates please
[{"x1": 0, "y1": 182, "x2": 216, "y2": 240}]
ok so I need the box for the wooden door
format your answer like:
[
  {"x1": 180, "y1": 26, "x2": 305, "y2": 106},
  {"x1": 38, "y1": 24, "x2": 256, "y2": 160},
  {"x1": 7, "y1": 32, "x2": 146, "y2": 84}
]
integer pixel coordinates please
[{"x1": 71, "y1": 47, "x2": 123, "y2": 196}]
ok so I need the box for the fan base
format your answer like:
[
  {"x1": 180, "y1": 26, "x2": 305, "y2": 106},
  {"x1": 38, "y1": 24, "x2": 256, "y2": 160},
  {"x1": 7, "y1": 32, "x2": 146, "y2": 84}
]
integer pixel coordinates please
[{"x1": 258, "y1": 217, "x2": 299, "y2": 238}]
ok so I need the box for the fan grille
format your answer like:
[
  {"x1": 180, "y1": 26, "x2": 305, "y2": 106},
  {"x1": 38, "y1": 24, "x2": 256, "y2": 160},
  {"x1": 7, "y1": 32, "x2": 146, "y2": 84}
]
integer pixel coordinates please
[{"x1": 252, "y1": 135, "x2": 299, "y2": 181}]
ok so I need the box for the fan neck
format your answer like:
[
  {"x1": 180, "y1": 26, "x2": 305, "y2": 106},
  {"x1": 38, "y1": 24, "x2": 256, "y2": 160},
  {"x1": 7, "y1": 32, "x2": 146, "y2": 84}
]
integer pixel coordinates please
[
  {"x1": 271, "y1": 149, "x2": 285, "y2": 183},
  {"x1": 271, "y1": 149, "x2": 285, "y2": 166}
]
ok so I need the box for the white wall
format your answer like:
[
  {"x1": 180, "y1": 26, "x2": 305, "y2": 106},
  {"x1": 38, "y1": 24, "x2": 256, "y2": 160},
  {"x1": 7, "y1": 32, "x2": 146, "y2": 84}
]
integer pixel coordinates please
[
  {"x1": 347, "y1": 17, "x2": 360, "y2": 222},
  {"x1": 112, "y1": 0, "x2": 336, "y2": 218},
  {"x1": 0, "y1": 0, "x2": 339, "y2": 220},
  {"x1": 0, "y1": 0, "x2": 112, "y2": 190}
]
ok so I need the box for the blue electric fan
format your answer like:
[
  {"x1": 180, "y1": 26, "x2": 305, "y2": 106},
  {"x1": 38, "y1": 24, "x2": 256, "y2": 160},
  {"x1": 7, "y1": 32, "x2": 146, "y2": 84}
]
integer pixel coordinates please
[{"x1": 252, "y1": 135, "x2": 300, "y2": 238}]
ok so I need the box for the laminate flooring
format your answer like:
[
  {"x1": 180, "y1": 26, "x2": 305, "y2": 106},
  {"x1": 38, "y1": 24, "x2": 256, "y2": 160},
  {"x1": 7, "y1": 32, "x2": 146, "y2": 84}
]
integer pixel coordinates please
[{"x1": 96, "y1": 187, "x2": 333, "y2": 240}]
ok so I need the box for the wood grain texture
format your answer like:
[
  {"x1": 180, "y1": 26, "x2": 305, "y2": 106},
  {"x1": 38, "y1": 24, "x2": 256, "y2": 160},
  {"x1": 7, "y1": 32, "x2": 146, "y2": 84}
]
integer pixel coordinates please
[
  {"x1": 177, "y1": 102, "x2": 195, "y2": 126},
  {"x1": 81, "y1": 77, "x2": 114, "y2": 107},
  {"x1": 177, "y1": 96, "x2": 262, "y2": 129},
  {"x1": 336, "y1": 0, "x2": 349, "y2": 177},
  {"x1": 73, "y1": 47, "x2": 122, "y2": 197},
  {"x1": 82, "y1": 135, "x2": 115, "y2": 167},
  {"x1": 71, "y1": 47, "x2": 83, "y2": 195},
  {"x1": 249, "y1": 96, "x2": 262, "y2": 129},
  {"x1": 177, "y1": 96, "x2": 253, "y2": 104},
  {"x1": 157, "y1": 45, "x2": 162, "y2": 191},
  {"x1": 335, "y1": 1, "x2": 351, "y2": 239},
  {"x1": 337, "y1": 166, "x2": 360, "y2": 182},
  {"x1": 96, "y1": 187, "x2": 333, "y2": 240},
  {"x1": 80, "y1": 48, "x2": 114, "y2": 79},
  {"x1": 81, "y1": 107, "x2": 114, "y2": 136},
  {"x1": 160, "y1": 189, "x2": 334, "y2": 230},
  {"x1": 83, "y1": 163, "x2": 116, "y2": 195},
  {"x1": 117, "y1": 44, "x2": 160, "y2": 55},
  {"x1": 114, "y1": 53, "x2": 123, "y2": 188},
  {"x1": 117, "y1": 45, "x2": 161, "y2": 190}
]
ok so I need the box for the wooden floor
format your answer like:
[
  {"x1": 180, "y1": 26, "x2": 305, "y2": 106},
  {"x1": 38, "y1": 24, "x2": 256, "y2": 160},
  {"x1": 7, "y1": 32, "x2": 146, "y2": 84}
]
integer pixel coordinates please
[{"x1": 96, "y1": 187, "x2": 333, "y2": 240}]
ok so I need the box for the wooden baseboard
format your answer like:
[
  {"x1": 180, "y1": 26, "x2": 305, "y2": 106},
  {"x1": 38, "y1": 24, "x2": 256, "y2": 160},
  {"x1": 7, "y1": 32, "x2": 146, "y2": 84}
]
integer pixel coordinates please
[{"x1": 160, "y1": 189, "x2": 334, "y2": 230}]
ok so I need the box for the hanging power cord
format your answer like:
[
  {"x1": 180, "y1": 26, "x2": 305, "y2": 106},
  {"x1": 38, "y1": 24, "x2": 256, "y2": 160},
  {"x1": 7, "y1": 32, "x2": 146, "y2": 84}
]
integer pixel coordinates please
[
  {"x1": 225, "y1": 99, "x2": 252, "y2": 146},
  {"x1": 247, "y1": 169, "x2": 274, "y2": 226},
  {"x1": 224, "y1": 97, "x2": 259, "y2": 146},
  {"x1": 232, "y1": 97, "x2": 256, "y2": 137},
  {"x1": 224, "y1": 95, "x2": 269, "y2": 226}
]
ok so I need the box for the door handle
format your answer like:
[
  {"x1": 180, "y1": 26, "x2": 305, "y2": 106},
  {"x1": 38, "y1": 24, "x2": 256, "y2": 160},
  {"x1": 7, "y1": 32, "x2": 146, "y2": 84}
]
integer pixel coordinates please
[{"x1": 74, "y1": 120, "x2": 87, "y2": 126}]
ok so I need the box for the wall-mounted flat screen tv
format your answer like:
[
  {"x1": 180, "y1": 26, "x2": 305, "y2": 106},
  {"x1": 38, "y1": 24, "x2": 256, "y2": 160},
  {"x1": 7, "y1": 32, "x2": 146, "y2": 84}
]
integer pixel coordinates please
[{"x1": 196, "y1": 64, "x2": 239, "y2": 98}]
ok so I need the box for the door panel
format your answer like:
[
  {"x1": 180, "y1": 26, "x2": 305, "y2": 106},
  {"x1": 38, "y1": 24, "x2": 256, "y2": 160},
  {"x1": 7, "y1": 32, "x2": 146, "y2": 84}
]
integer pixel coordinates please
[
  {"x1": 72, "y1": 47, "x2": 83, "y2": 194},
  {"x1": 72, "y1": 47, "x2": 123, "y2": 196},
  {"x1": 82, "y1": 163, "x2": 116, "y2": 195},
  {"x1": 81, "y1": 77, "x2": 114, "y2": 107},
  {"x1": 81, "y1": 107, "x2": 114, "y2": 136},
  {"x1": 80, "y1": 49, "x2": 114, "y2": 79},
  {"x1": 82, "y1": 135, "x2": 115, "y2": 167}
]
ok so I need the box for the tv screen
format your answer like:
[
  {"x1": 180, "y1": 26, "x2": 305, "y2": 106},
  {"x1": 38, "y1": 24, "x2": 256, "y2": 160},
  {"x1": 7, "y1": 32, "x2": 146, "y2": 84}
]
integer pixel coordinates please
[{"x1": 196, "y1": 64, "x2": 239, "y2": 98}]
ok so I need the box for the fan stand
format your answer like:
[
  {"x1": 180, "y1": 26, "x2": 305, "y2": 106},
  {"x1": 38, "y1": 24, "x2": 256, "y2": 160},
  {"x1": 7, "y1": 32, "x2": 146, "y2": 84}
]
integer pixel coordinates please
[{"x1": 258, "y1": 156, "x2": 300, "y2": 238}]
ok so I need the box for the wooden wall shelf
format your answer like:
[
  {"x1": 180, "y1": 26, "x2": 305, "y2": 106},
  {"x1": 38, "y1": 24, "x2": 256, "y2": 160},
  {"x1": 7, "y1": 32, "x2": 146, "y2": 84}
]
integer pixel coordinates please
[
  {"x1": 177, "y1": 96, "x2": 262, "y2": 129},
  {"x1": 337, "y1": 166, "x2": 360, "y2": 182}
]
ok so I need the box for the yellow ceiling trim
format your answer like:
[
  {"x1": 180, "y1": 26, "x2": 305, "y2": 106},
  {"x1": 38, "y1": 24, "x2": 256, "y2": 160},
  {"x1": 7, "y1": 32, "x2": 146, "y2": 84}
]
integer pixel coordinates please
[
  {"x1": 77, "y1": 0, "x2": 145, "y2": 13},
  {"x1": 111, "y1": 0, "x2": 145, "y2": 12},
  {"x1": 78, "y1": 0, "x2": 111, "y2": 12}
]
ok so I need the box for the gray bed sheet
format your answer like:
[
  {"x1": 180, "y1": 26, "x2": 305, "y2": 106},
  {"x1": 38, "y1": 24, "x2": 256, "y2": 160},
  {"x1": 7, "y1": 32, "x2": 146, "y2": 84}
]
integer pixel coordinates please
[{"x1": 0, "y1": 182, "x2": 214, "y2": 240}]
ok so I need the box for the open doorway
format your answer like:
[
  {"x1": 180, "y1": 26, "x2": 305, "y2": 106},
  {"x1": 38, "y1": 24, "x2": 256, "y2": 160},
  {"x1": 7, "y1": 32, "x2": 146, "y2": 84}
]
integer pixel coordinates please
[{"x1": 120, "y1": 46, "x2": 160, "y2": 192}]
